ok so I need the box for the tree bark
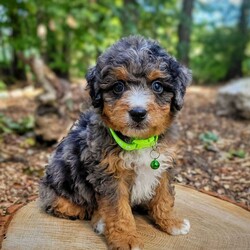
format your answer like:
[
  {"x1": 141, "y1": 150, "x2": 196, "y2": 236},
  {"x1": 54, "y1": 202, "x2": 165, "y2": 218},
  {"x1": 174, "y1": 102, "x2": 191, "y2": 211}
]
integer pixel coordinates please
[
  {"x1": 119, "y1": 0, "x2": 139, "y2": 35},
  {"x1": 8, "y1": 10, "x2": 26, "y2": 80},
  {"x1": 225, "y1": 0, "x2": 250, "y2": 80},
  {"x1": 45, "y1": 17, "x2": 70, "y2": 79},
  {"x1": 177, "y1": 0, "x2": 195, "y2": 66}
]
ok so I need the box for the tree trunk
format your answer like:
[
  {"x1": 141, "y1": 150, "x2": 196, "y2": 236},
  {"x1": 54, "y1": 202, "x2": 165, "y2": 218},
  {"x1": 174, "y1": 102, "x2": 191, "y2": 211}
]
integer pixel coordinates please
[
  {"x1": 119, "y1": 0, "x2": 139, "y2": 35},
  {"x1": 8, "y1": 10, "x2": 26, "y2": 80},
  {"x1": 225, "y1": 0, "x2": 250, "y2": 80},
  {"x1": 56, "y1": 27, "x2": 70, "y2": 79},
  {"x1": 177, "y1": 0, "x2": 195, "y2": 66},
  {"x1": 45, "y1": 21, "x2": 70, "y2": 79}
]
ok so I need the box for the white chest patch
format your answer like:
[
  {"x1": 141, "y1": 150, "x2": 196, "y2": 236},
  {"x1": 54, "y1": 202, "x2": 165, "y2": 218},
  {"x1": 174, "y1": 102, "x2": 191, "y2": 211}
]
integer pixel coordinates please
[{"x1": 121, "y1": 148, "x2": 173, "y2": 205}]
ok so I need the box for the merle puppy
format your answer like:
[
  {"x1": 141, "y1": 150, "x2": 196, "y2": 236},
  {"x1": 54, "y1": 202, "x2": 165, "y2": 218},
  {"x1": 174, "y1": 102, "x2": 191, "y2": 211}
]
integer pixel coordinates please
[{"x1": 39, "y1": 36, "x2": 192, "y2": 250}]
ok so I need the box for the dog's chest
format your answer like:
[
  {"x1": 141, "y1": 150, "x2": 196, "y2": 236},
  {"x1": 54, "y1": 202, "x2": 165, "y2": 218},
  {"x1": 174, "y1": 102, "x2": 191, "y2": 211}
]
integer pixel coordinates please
[{"x1": 121, "y1": 148, "x2": 171, "y2": 205}]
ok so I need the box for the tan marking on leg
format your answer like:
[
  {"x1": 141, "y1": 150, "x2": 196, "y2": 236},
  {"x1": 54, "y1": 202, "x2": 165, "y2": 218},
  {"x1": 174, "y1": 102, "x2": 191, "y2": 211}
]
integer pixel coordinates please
[
  {"x1": 52, "y1": 197, "x2": 85, "y2": 220},
  {"x1": 98, "y1": 180, "x2": 143, "y2": 249},
  {"x1": 148, "y1": 172, "x2": 190, "y2": 235},
  {"x1": 94, "y1": 145, "x2": 142, "y2": 248},
  {"x1": 97, "y1": 152, "x2": 142, "y2": 249}
]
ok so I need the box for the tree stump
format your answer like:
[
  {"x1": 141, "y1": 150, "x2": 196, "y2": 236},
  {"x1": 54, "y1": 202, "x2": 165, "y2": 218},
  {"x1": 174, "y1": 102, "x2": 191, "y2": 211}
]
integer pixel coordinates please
[{"x1": 1, "y1": 185, "x2": 250, "y2": 250}]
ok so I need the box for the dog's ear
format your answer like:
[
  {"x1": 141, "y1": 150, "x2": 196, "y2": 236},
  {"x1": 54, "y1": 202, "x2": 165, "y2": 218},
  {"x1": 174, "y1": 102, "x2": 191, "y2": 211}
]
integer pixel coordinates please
[
  {"x1": 168, "y1": 59, "x2": 192, "y2": 111},
  {"x1": 86, "y1": 66, "x2": 103, "y2": 108}
]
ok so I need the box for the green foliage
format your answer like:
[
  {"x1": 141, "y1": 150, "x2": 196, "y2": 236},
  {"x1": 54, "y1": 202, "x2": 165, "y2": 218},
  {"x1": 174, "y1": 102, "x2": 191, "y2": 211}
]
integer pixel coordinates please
[
  {"x1": 0, "y1": 113, "x2": 34, "y2": 134},
  {"x1": 228, "y1": 149, "x2": 246, "y2": 159},
  {"x1": 199, "y1": 131, "x2": 219, "y2": 144},
  {"x1": 0, "y1": 80, "x2": 7, "y2": 91},
  {"x1": 191, "y1": 27, "x2": 223, "y2": 83},
  {"x1": 0, "y1": 0, "x2": 249, "y2": 83},
  {"x1": 191, "y1": 1, "x2": 250, "y2": 83},
  {"x1": 23, "y1": 166, "x2": 43, "y2": 177},
  {"x1": 191, "y1": 24, "x2": 249, "y2": 83}
]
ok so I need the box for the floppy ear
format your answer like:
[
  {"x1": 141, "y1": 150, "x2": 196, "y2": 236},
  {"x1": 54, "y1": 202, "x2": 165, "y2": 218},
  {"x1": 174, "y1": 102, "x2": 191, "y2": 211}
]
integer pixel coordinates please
[
  {"x1": 86, "y1": 66, "x2": 103, "y2": 108},
  {"x1": 168, "y1": 59, "x2": 192, "y2": 111}
]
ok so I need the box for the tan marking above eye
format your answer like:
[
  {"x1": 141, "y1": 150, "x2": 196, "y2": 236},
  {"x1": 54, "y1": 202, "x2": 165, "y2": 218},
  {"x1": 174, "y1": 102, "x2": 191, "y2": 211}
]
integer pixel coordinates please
[
  {"x1": 113, "y1": 67, "x2": 129, "y2": 81},
  {"x1": 147, "y1": 70, "x2": 167, "y2": 82}
]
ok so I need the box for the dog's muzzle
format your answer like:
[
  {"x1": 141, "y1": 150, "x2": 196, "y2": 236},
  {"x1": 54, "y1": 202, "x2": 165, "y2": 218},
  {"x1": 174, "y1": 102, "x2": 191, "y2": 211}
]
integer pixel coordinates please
[{"x1": 129, "y1": 107, "x2": 147, "y2": 123}]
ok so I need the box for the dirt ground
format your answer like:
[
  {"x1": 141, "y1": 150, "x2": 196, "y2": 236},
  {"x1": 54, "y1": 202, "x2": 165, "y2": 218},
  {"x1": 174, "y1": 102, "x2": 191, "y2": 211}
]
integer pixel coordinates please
[{"x1": 0, "y1": 84, "x2": 249, "y2": 216}]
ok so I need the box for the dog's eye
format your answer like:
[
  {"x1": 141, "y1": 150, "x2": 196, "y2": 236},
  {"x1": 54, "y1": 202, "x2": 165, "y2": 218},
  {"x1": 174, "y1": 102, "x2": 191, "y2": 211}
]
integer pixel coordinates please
[
  {"x1": 152, "y1": 81, "x2": 164, "y2": 94},
  {"x1": 113, "y1": 81, "x2": 125, "y2": 94}
]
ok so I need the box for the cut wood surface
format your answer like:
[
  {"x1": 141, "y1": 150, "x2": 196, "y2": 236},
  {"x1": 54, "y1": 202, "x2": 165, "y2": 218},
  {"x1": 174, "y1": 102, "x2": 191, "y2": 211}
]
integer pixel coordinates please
[{"x1": 2, "y1": 185, "x2": 250, "y2": 250}]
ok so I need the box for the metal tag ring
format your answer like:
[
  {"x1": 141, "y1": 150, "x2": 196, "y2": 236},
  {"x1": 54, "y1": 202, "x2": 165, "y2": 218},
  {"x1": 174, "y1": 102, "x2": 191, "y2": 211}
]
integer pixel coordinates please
[{"x1": 150, "y1": 148, "x2": 160, "y2": 159}]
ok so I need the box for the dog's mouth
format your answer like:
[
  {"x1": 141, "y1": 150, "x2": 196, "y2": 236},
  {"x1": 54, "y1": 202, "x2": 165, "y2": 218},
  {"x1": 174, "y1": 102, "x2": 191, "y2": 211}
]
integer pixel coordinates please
[
  {"x1": 118, "y1": 120, "x2": 154, "y2": 139},
  {"x1": 116, "y1": 127, "x2": 150, "y2": 142},
  {"x1": 128, "y1": 111, "x2": 149, "y2": 129},
  {"x1": 131, "y1": 121, "x2": 147, "y2": 129}
]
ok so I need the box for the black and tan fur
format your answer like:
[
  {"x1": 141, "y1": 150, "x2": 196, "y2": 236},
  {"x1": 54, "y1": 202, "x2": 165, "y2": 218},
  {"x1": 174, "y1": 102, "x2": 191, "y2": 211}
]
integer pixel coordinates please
[{"x1": 39, "y1": 36, "x2": 192, "y2": 250}]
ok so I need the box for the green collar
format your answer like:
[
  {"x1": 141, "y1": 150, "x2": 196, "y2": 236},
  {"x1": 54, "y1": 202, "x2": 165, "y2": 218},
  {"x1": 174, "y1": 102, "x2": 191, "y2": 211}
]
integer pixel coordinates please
[{"x1": 109, "y1": 128, "x2": 158, "y2": 151}]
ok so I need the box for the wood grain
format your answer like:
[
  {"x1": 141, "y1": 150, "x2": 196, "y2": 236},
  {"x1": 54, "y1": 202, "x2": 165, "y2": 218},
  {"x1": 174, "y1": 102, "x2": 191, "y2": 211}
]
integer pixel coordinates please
[{"x1": 2, "y1": 185, "x2": 250, "y2": 250}]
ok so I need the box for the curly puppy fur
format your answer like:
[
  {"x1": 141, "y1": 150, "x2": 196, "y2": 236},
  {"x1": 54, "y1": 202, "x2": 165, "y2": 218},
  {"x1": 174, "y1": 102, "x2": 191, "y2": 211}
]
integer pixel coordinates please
[{"x1": 39, "y1": 36, "x2": 192, "y2": 250}]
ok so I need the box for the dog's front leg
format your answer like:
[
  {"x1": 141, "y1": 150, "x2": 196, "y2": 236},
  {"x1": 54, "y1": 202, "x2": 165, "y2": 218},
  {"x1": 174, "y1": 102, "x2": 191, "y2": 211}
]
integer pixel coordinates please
[
  {"x1": 148, "y1": 172, "x2": 190, "y2": 235},
  {"x1": 96, "y1": 180, "x2": 144, "y2": 250}
]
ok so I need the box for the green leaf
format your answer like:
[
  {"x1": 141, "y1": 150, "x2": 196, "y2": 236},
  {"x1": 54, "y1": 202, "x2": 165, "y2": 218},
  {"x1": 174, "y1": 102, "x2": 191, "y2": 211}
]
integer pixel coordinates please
[
  {"x1": 24, "y1": 137, "x2": 36, "y2": 147},
  {"x1": 229, "y1": 149, "x2": 246, "y2": 159},
  {"x1": 19, "y1": 116, "x2": 35, "y2": 130},
  {"x1": 0, "y1": 80, "x2": 7, "y2": 91},
  {"x1": 0, "y1": 113, "x2": 34, "y2": 134},
  {"x1": 199, "y1": 131, "x2": 219, "y2": 144}
]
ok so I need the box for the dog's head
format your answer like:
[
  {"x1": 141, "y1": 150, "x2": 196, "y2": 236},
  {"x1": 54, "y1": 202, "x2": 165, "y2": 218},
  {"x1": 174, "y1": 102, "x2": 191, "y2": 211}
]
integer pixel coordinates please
[{"x1": 86, "y1": 36, "x2": 191, "y2": 139}]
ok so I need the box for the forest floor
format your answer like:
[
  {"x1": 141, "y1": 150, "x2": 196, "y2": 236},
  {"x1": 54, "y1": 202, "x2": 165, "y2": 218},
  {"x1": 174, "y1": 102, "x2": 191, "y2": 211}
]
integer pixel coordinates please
[{"x1": 0, "y1": 84, "x2": 249, "y2": 217}]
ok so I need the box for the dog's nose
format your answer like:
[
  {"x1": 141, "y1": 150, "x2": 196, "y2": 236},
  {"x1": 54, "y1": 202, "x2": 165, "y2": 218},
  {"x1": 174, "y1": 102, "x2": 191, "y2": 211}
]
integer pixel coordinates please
[{"x1": 129, "y1": 107, "x2": 147, "y2": 122}]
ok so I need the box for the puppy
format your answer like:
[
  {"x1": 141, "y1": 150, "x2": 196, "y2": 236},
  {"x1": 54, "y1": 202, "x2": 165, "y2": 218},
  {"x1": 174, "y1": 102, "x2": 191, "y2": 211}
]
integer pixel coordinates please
[{"x1": 39, "y1": 36, "x2": 192, "y2": 250}]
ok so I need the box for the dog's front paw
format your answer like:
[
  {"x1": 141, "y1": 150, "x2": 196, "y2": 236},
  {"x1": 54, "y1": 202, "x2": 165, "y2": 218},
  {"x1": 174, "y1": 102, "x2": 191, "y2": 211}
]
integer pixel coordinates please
[
  {"x1": 168, "y1": 218, "x2": 190, "y2": 236},
  {"x1": 108, "y1": 235, "x2": 144, "y2": 250},
  {"x1": 92, "y1": 218, "x2": 105, "y2": 235}
]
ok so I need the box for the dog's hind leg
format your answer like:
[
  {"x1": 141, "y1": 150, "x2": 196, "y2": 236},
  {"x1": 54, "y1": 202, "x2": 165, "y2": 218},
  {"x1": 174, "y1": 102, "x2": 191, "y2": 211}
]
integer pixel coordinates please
[
  {"x1": 50, "y1": 196, "x2": 86, "y2": 220},
  {"x1": 39, "y1": 183, "x2": 86, "y2": 220}
]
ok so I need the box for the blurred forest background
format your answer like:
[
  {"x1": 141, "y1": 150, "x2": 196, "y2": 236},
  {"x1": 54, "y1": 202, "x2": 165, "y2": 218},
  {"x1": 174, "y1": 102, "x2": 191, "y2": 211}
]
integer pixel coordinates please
[
  {"x1": 0, "y1": 0, "x2": 250, "y2": 86},
  {"x1": 0, "y1": 0, "x2": 250, "y2": 216}
]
